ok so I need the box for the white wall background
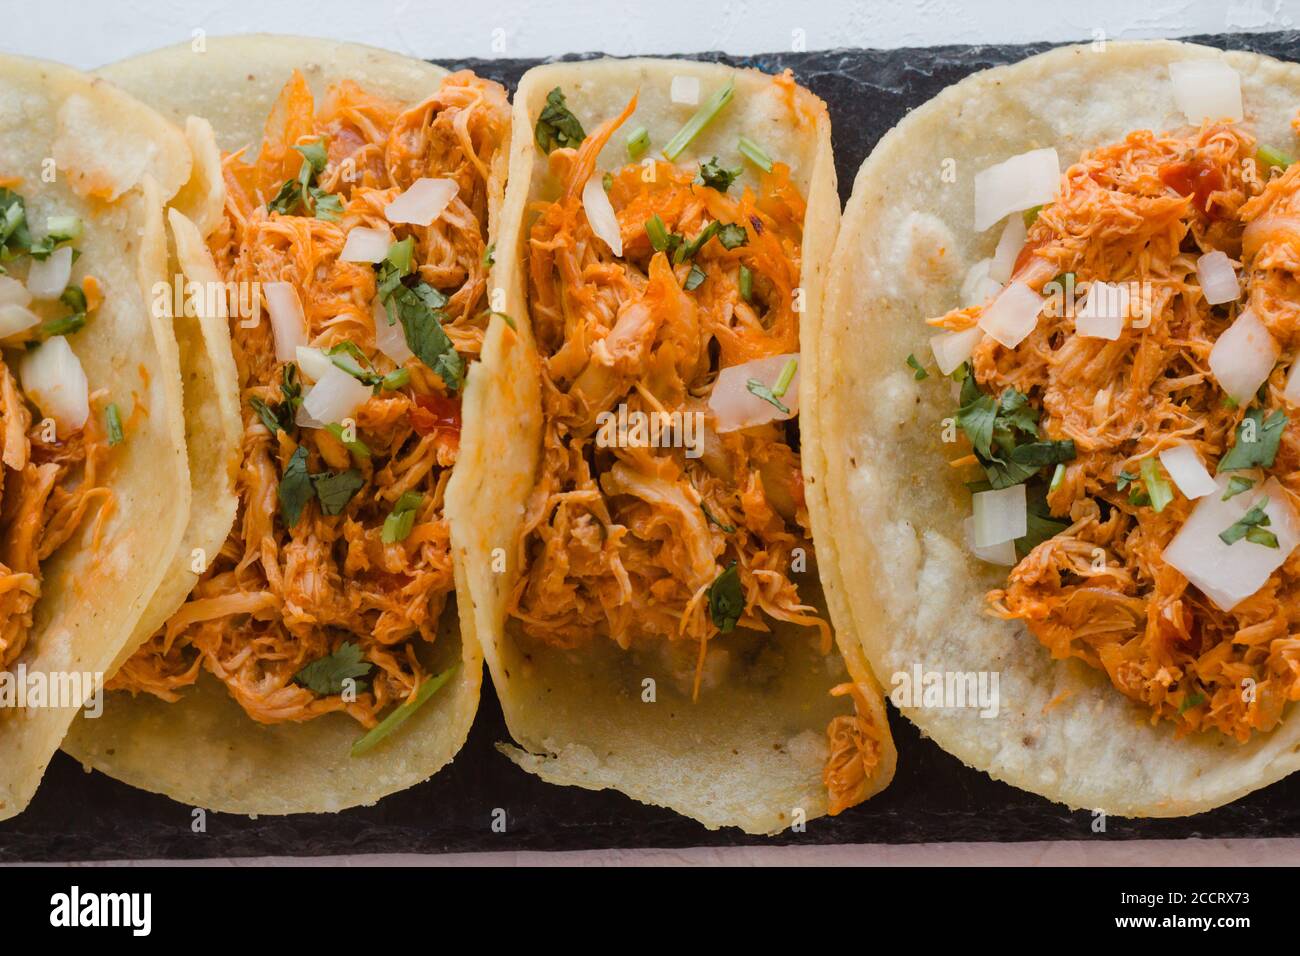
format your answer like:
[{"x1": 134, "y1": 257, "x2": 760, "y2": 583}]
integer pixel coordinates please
[{"x1": 4, "y1": 0, "x2": 1300, "y2": 70}]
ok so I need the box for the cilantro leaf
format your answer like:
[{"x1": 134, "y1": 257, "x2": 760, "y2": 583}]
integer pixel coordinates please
[
  {"x1": 535, "y1": 88, "x2": 586, "y2": 154},
  {"x1": 697, "y1": 157, "x2": 741, "y2": 192},
  {"x1": 1218, "y1": 407, "x2": 1287, "y2": 472},
  {"x1": 1223, "y1": 475, "x2": 1256, "y2": 501},
  {"x1": 1219, "y1": 499, "x2": 1274, "y2": 546},
  {"x1": 294, "y1": 641, "x2": 372, "y2": 696},
  {"x1": 392, "y1": 282, "x2": 464, "y2": 392},
  {"x1": 706, "y1": 562, "x2": 744, "y2": 633},
  {"x1": 311, "y1": 469, "x2": 365, "y2": 516},
  {"x1": 278, "y1": 445, "x2": 313, "y2": 527}
]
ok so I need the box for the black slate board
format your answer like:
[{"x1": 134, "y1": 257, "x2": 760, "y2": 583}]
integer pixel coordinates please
[{"x1": 6, "y1": 31, "x2": 1300, "y2": 862}]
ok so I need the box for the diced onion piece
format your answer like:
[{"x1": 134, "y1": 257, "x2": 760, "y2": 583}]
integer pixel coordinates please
[
  {"x1": 339, "y1": 226, "x2": 392, "y2": 263},
  {"x1": 25, "y1": 246, "x2": 73, "y2": 300},
  {"x1": 1208, "y1": 307, "x2": 1278, "y2": 404},
  {"x1": 0, "y1": 304, "x2": 40, "y2": 338},
  {"x1": 930, "y1": 326, "x2": 983, "y2": 376},
  {"x1": 988, "y1": 214, "x2": 1026, "y2": 284},
  {"x1": 670, "y1": 75, "x2": 700, "y2": 105},
  {"x1": 709, "y1": 352, "x2": 801, "y2": 432},
  {"x1": 1169, "y1": 60, "x2": 1243, "y2": 124},
  {"x1": 300, "y1": 364, "x2": 371, "y2": 427},
  {"x1": 295, "y1": 346, "x2": 334, "y2": 383},
  {"x1": 371, "y1": 296, "x2": 413, "y2": 363},
  {"x1": 1196, "y1": 250, "x2": 1240, "y2": 305},
  {"x1": 0, "y1": 275, "x2": 32, "y2": 308},
  {"x1": 19, "y1": 335, "x2": 88, "y2": 431},
  {"x1": 263, "y1": 282, "x2": 307, "y2": 363},
  {"x1": 384, "y1": 177, "x2": 458, "y2": 226},
  {"x1": 973, "y1": 148, "x2": 1059, "y2": 232},
  {"x1": 1284, "y1": 359, "x2": 1300, "y2": 405},
  {"x1": 960, "y1": 258, "x2": 1002, "y2": 307},
  {"x1": 1163, "y1": 476, "x2": 1299, "y2": 611},
  {"x1": 582, "y1": 175, "x2": 623, "y2": 257},
  {"x1": 978, "y1": 281, "x2": 1043, "y2": 349},
  {"x1": 1074, "y1": 280, "x2": 1129, "y2": 340},
  {"x1": 1158, "y1": 444, "x2": 1217, "y2": 500},
  {"x1": 972, "y1": 483, "x2": 1026, "y2": 548},
  {"x1": 963, "y1": 516, "x2": 1017, "y2": 566}
]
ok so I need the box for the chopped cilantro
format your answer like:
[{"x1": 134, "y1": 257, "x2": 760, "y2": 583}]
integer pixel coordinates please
[
  {"x1": 535, "y1": 88, "x2": 586, "y2": 154},
  {"x1": 1218, "y1": 407, "x2": 1287, "y2": 472},
  {"x1": 706, "y1": 562, "x2": 744, "y2": 632},
  {"x1": 295, "y1": 641, "x2": 372, "y2": 696}
]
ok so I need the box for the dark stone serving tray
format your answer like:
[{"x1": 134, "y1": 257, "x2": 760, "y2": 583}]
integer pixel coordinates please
[{"x1": 4, "y1": 30, "x2": 1300, "y2": 862}]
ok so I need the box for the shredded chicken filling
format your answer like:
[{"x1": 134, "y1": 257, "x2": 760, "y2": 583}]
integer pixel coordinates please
[
  {"x1": 0, "y1": 361, "x2": 111, "y2": 673},
  {"x1": 930, "y1": 120, "x2": 1300, "y2": 741},
  {"x1": 110, "y1": 72, "x2": 509, "y2": 728},
  {"x1": 512, "y1": 76, "x2": 878, "y2": 810}
]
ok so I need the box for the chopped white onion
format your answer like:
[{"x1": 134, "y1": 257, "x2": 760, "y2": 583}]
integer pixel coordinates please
[
  {"x1": 339, "y1": 226, "x2": 392, "y2": 263},
  {"x1": 709, "y1": 352, "x2": 801, "y2": 432},
  {"x1": 0, "y1": 304, "x2": 40, "y2": 338},
  {"x1": 19, "y1": 335, "x2": 88, "y2": 431},
  {"x1": 263, "y1": 282, "x2": 308, "y2": 363},
  {"x1": 371, "y1": 296, "x2": 413, "y2": 364},
  {"x1": 1158, "y1": 444, "x2": 1217, "y2": 500},
  {"x1": 670, "y1": 75, "x2": 700, "y2": 105},
  {"x1": 960, "y1": 258, "x2": 1003, "y2": 307},
  {"x1": 294, "y1": 345, "x2": 334, "y2": 383},
  {"x1": 1164, "y1": 475, "x2": 1299, "y2": 611},
  {"x1": 0, "y1": 275, "x2": 32, "y2": 308},
  {"x1": 1074, "y1": 280, "x2": 1129, "y2": 340},
  {"x1": 973, "y1": 148, "x2": 1060, "y2": 232},
  {"x1": 1196, "y1": 250, "x2": 1240, "y2": 305},
  {"x1": 384, "y1": 177, "x2": 458, "y2": 226},
  {"x1": 582, "y1": 175, "x2": 623, "y2": 257},
  {"x1": 25, "y1": 246, "x2": 73, "y2": 300},
  {"x1": 978, "y1": 281, "x2": 1043, "y2": 349},
  {"x1": 300, "y1": 364, "x2": 371, "y2": 427},
  {"x1": 1284, "y1": 359, "x2": 1300, "y2": 405},
  {"x1": 1169, "y1": 60, "x2": 1243, "y2": 124},
  {"x1": 930, "y1": 326, "x2": 984, "y2": 376},
  {"x1": 963, "y1": 516, "x2": 1017, "y2": 566},
  {"x1": 972, "y1": 483, "x2": 1027, "y2": 548},
  {"x1": 1208, "y1": 308, "x2": 1278, "y2": 404},
  {"x1": 988, "y1": 214, "x2": 1026, "y2": 284}
]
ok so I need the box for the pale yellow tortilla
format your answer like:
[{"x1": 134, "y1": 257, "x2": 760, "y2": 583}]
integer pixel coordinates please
[
  {"x1": 817, "y1": 40, "x2": 1300, "y2": 816},
  {"x1": 61, "y1": 35, "x2": 496, "y2": 814},
  {"x1": 0, "y1": 55, "x2": 190, "y2": 820},
  {"x1": 446, "y1": 58, "x2": 895, "y2": 834}
]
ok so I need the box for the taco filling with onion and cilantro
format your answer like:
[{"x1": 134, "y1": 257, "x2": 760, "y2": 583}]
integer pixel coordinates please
[
  {"x1": 921, "y1": 59, "x2": 1300, "y2": 743},
  {"x1": 99, "y1": 57, "x2": 509, "y2": 768},
  {"x1": 449, "y1": 60, "x2": 895, "y2": 835}
]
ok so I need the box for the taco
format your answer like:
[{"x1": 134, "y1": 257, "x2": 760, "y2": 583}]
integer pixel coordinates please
[
  {"x1": 447, "y1": 58, "x2": 896, "y2": 834},
  {"x1": 816, "y1": 40, "x2": 1300, "y2": 815},
  {"x1": 0, "y1": 55, "x2": 192, "y2": 819},
  {"x1": 61, "y1": 36, "x2": 511, "y2": 814}
]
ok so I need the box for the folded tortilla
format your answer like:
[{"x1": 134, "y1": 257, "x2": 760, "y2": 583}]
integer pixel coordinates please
[
  {"x1": 0, "y1": 55, "x2": 191, "y2": 819},
  {"x1": 816, "y1": 40, "x2": 1300, "y2": 816},
  {"x1": 62, "y1": 35, "x2": 506, "y2": 814},
  {"x1": 447, "y1": 58, "x2": 895, "y2": 834}
]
